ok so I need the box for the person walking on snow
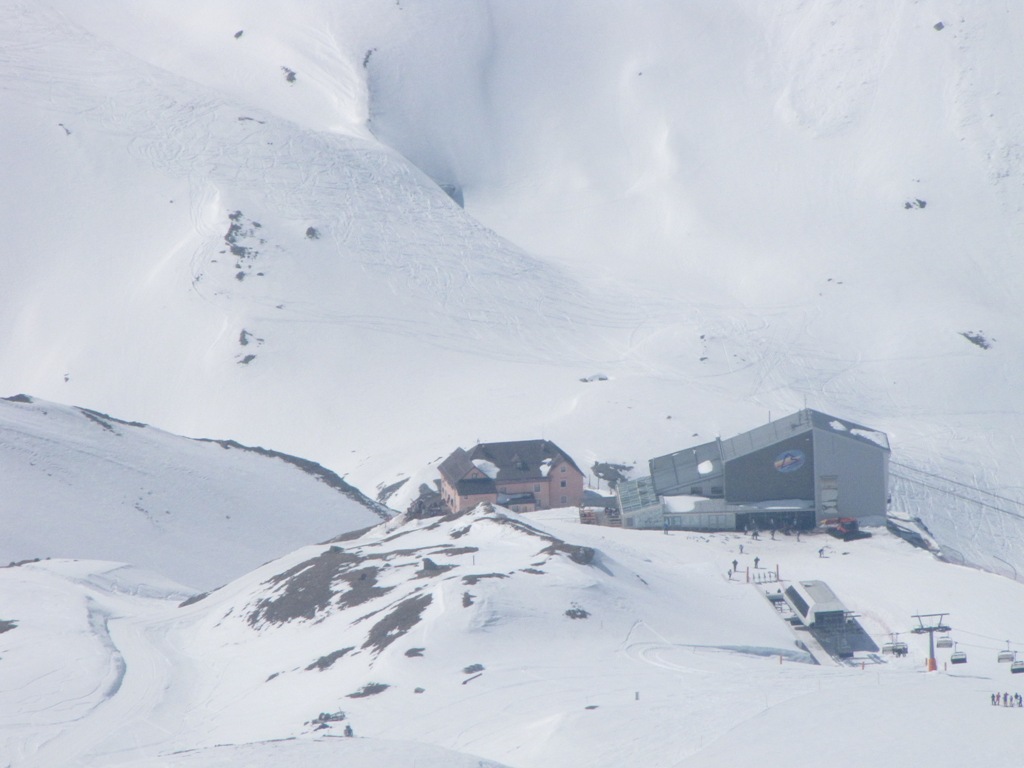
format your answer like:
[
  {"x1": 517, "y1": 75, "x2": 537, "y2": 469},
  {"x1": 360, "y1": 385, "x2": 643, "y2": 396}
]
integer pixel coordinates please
[
  {"x1": 754, "y1": 556, "x2": 760, "y2": 569},
  {"x1": 818, "y1": 547, "x2": 825, "y2": 558},
  {"x1": 732, "y1": 559, "x2": 739, "y2": 573}
]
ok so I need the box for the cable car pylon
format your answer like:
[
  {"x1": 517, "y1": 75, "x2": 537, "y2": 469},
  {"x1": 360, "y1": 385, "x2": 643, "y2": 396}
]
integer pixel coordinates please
[{"x1": 911, "y1": 613, "x2": 951, "y2": 671}]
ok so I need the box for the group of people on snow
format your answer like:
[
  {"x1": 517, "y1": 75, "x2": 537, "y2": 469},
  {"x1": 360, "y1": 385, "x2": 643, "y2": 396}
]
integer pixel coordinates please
[{"x1": 992, "y1": 692, "x2": 1023, "y2": 707}]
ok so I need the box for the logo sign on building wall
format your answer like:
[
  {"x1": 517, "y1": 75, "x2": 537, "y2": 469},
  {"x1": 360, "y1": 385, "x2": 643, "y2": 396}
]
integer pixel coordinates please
[{"x1": 774, "y1": 449, "x2": 806, "y2": 473}]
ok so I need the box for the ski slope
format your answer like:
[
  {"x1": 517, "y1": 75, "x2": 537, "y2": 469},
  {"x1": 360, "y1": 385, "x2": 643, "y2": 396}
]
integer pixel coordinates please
[{"x1": 3, "y1": 508, "x2": 1024, "y2": 767}]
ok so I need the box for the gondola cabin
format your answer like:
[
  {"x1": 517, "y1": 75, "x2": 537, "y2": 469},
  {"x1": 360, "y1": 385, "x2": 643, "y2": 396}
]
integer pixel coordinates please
[
  {"x1": 936, "y1": 635, "x2": 953, "y2": 649},
  {"x1": 1011, "y1": 660, "x2": 1024, "y2": 674},
  {"x1": 950, "y1": 648, "x2": 968, "y2": 664}
]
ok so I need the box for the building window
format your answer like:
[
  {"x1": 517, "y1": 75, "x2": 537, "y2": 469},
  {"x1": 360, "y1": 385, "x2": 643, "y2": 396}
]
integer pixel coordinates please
[
  {"x1": 560, "y1": 479, "x2": 567, "y2": 488},
  {"x1": 534, "y1": 484, "x2": 540, "y2": 492},
  {"x1": 560, "y1": 465, "x2": 566, "y2": 472},
  {"x1": 560, "y1": 496, "x2": 567, "y2": 504}
]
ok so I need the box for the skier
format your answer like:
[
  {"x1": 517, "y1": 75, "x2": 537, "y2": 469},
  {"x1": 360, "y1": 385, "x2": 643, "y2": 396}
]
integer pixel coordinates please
[
  {"x1": 754, "y1": 556, "x2": 760, "y2": 569},
  {"x1": 818, "y1": 547, "x2": 825, "y2": 558},
  {"x1": 732, "y1": 559, "x2": 739, "y2": 573},
  {"x1": 344, "y1": 724, "x2": 354, "y2": 737},
  {"x1": 739, "y1": 544, "x2": 744, "y2": 554}
]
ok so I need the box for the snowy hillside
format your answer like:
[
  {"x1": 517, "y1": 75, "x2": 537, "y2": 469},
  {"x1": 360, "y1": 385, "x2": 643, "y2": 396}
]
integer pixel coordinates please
[
  {"x1": 0, "y1": 395, "x2": 385, "y2": 590},
  {"x1": 4, "y1": 3, "x2": 1024, "y2": 763},
  {"x1": 5, "y1": 507, "x2": 1024, "y2": 767},
  {"x1": 3, "y1": 0, "x2": 1024, "y2": 579}
]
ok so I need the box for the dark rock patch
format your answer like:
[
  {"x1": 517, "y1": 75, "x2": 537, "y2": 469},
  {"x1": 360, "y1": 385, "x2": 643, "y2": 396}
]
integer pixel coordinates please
[
  {"x1": 376, "y1": 477, "x2": 407, "y2": 504},
  {"x1": 326, "y1": 526, "x2": 377, "y2": 544},
  {"x1": 0, "y1": 619, "x2": 17, "y2": 633},
  {"x1": 463, "y1": 663, "x2": 484, "y2": 674},
  {"x1": 405, "y1": 647, "x2": 425, "y2": 657},
  {"x1": 416, "y1": 558, "x2": 456, "y2": 578},
  {"x1": 179, "y1": 591, "x2": 209, "y2": 607},
  {"x1": 565, "y1": 604, "x2": 590, "y2": 619},
  {"x1": 346, "y1": 682, "x2": 389, "y2": 698},
  {"x1": 960, "y1": 330, "x2": 992, "y2": 349},
  {"x1": 77, "y1": 408, "x2": 147, "y2": 432},
  {"x1": 362, "y1": 594, "x2": 432, "y2": 654},
  {"x1": 281, "y1": 66, "x2": 297, "y2": 83},
  {"x1": 462, "y1": 591, "x2": 474, "y2": 607},
  {"x1": 306, "y1": 647, "x2": 355, "y2": 671},
  {"x1": 543, "y1": 541, "x2": 595, "y2": 565},
  {"x1": 461, "y1": 573, "x2": 508, "y2": 586},
  {"x1": 2, "y1": 394, "x2": 32, "y2": 403},
  {"x1": 364, "y1": 544, "x2": 478, "y2": 562},
  {"x1": 247, "y1": 548, "x2": 391, "y2": 627}
]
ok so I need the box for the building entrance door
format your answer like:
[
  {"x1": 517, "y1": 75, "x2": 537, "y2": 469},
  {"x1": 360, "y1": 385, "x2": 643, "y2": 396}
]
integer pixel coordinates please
[{"x1": 818, "y1": 475, "x2": 839, "y2": 519}]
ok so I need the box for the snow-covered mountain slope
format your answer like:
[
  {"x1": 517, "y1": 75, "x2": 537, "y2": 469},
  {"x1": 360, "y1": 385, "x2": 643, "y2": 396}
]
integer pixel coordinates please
[
  {"x1": 5, "y1": 507, "x2": 1024, "y2": 767},
  {"x1": 2, "y1": 3, "x2": 1024, "y2": 570},
  {"x1": 0, "y1": 395, "x2": 385, "y2": 590},
  {"x1": 0, "y1": 557, "x2": 509, "y2": 768}
]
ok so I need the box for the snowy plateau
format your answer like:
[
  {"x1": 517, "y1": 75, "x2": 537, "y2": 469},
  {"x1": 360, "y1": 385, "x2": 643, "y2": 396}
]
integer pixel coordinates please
[{"x1": 3, "y1": 1, "x2": 1024, "y2": 766}]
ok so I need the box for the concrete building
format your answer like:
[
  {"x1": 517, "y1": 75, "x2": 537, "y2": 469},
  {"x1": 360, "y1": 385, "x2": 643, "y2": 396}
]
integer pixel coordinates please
[{"x1": 619, "y1": 409, "x2": 890, "y2": 531}]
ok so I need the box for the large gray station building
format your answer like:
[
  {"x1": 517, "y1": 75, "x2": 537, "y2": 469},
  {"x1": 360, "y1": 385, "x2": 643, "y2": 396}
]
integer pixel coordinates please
[{"x1": 617, "y1": 409, "x2": 890, "y2": 531}]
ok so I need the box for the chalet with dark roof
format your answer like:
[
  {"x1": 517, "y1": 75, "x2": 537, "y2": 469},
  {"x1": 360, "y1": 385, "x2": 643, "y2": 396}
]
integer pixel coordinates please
[{"x1": 438, "y1": 440, "x2": 585, "y2": 514}]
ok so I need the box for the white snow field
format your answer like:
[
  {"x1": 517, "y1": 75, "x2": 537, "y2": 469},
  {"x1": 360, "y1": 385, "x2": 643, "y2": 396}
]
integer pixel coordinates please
[
  {"x1": 2, "y1": 0, "x2": 1024, "y2": 575},
  {"x1": 4, "y1": 1, "x2": 1024, "y2": 765},
  {"x1": 0, "y1": 395, "x2": 385, "y2": 590},
  {"x1": 3, "y1": 507, "x2": 1024, "y2": 767}
]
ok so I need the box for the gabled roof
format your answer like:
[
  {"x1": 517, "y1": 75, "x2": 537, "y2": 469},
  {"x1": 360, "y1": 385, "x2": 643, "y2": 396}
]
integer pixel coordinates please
[
  {"x1": 440, "y1": 440, "x2": 582, "y2": 485},
  {"x1": 469, "y1": 439, "x2": 582, "y2": 481},
  {"x1": 438, "y1": 447, "x2": 476, "y2": 484}
]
